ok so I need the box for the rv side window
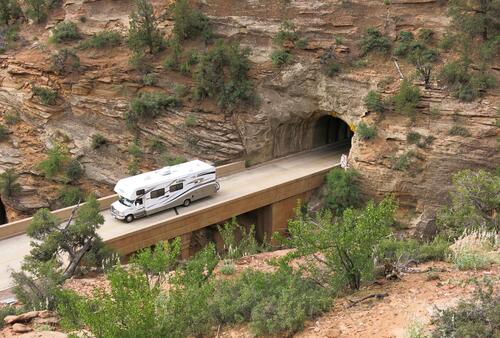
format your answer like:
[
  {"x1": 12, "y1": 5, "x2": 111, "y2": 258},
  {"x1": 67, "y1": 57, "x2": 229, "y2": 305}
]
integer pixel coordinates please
[
  {"x1": 150, "y1": 188, "x2": 165, "y2": 198},
  {"x1": 136, "y1": 189, "x2": 145, "y2": 196},
  {"x1": 169, "y1": 183, "x2": 183, "y2": 192}
]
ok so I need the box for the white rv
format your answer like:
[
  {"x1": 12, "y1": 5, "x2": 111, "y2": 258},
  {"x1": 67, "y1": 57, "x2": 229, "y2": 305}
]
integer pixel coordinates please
[{"x1": 110, "y1": 160, "x2": 219, "y2": 223}]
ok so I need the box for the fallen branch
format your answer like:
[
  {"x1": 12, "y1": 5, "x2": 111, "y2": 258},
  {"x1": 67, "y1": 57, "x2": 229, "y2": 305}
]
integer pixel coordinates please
[
  {"x1": 393, "y1": 58, "x2": 404, "y2": 79},
  {"x1": 346, "y1": 293, "x2": 389, "y2": 308}
]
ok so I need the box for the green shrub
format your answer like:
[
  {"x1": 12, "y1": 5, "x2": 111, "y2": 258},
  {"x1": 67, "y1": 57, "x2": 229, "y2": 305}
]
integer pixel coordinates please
[
  {"x1": 0, "y1": 168, "x2": 21, "y2": 197},
  {"x1": 64, "y1": 159, "x2": 84, "y2": 182},
  {"x1": 325, "y1": 168, "x2": 361, "y2": 214},
  {"x1": 406, "y1": 132, "x2": 422, "y2": 145},
  {"x1": 364, "y1": 90, "x2": 386, "y2": 112},
  {"x1": 448, "y1": 125, "x2": 470, "y2": 137},
  {"x1": 32, "y1": 86, "x2": 57, "y2": 105},
  {"x1": 0, "y1": 306, "x2": 19, "y2": 328},
  {"x1": 219, "y1": 261, "x2": 235, "y2": 275},
  {"x1": 171, "y1": 0, "x2": 212, "y2": 42},
  {"x1": 271, "y1": 48, "x2": 292, "y2": 66},
  {"x1": 126, "y1": 92, "x2": 178, "y2": 128},
  {"x1": 179, "y1": 61, "x2": 190, "y2": 75},
  {"x1": 0, "y1": 0, "x2": 21, "y2": 26},
  {"x1": 128, "y1": 0, "x2": 165, "y2": 54},
  {"x1": 437, "y1": 169, "x2": 499, "y2": 239},
  {"x1": 184, "y1": 114, "x2": 197, "y2": 127},
  {"x1": 38, "y1": 144, "x2": 69, "y2": 178},
  {"x1": 128, "y1": 51, "x2": 151, "y2": 74},
  {"x1": 49, "y1": 21, "x2": 80, "y2": 43},
  {"x1": 0, "y1": 124, "x2": 8, "y2": 140},
  {"x1": 282, "y1": 197, "x2": 396, "y2": 291},
  {"x1": 91, "y1": 133, "x2": 107, "y2": 149},
  {"x1": 295, "y1": 37, "x2": 308, "y2": 49},
  {"x1": 391, "y1": 150, "x2": 416, "y2": 171},
  {"x1": 324, "y1": 60, "x2": 341, "y2": 77},
  {"x1": 142, "y1": 72, "x2": 157, "y2": 86},
  {"x1": 217, "y1": 218, "x2": 262, "y2": 259},
  {"x1": 25, "y1": 0, "x2": 49, "y2": 23},
  {"x1": 418, "y1": 29, "x2": 434, "y2": 43},
  {"x1": 4, "y1": 111, "x2": 20, "y2": 125},
  {"x1": 273, "y1": 20, "x2": 298, "y2": 46},
  {"x1": 439, "y1": 61, "x2": 495, "y2": 102},
  {"x1": 128, "y1": 142, "x2": 142, "y2": 158},
  {"x1": 50, "y1": 48, "x2": 80, "y2": 75},
  {"x1": 194, "y1": 40, "x2": 255, "y2": 107},
  {"x1": 431, "y1": 281, "x2": 499, "y2": 337},
  {"x1": 147, "y1": 137, "x2": 165, "y2": 153},
  {"x1": 162, "y1": 154, "x2": 186, "y2": 166},
  {"x1": 357, "y1": 122, "x2": 377, "y2": 140},
  {"x1": 393, "y1": 80, "x2": 420, "y2": 116},
  {"x1": 58, "y1": 186, "x2": 84, "y2": 207},
  {"x1": 79, "y1": 31, "x2": 121, "y2": 49},
  {"x1": 378, "y1": 236, "x2": 450, "y2": 264},
  {"x1": 128, "y1": 158, "x2": 140, "y2": 175},
  {"x1": 359, "y1": 28, "x2": 391, "y2": 56},
  {"x1": 453, "y1": 250, "x2": 494, "y2": 270}
]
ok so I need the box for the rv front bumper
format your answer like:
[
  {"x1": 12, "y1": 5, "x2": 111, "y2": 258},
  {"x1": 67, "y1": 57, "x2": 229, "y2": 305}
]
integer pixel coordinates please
[{"x1": 110, "y1": 206, "x2": 125, "y2": 220}]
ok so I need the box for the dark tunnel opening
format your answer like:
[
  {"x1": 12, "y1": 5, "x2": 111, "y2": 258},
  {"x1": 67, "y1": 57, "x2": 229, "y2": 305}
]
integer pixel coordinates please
[{"x1": 0, "y1": 196, "x2": 7, "y2": 225}]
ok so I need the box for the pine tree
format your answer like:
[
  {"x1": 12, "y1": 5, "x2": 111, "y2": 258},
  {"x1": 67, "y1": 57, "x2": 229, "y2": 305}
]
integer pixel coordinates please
[{"x1": 127, "y1": 0, "x2": 164, "y2": 54}]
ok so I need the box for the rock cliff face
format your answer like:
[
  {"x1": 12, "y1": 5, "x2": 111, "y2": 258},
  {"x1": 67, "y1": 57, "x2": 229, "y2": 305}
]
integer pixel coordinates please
[{"x1": 0, "y1": 0, "x2": 498, "y2": 229}]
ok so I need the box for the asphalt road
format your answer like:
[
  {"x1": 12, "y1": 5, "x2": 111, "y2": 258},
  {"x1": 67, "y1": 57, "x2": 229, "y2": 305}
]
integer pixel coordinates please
[{"x1": 0, "y1": 144, "x2": 347, "y2": 291}]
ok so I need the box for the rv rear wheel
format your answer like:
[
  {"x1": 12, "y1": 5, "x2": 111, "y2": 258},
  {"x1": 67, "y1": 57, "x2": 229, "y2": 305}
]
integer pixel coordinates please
[
  {"x1": 125, "y1": 214, "x2": 134, "y2": 223},
  {"x1": 183, "y1": 199, "x2": 191, "y2": 207}
]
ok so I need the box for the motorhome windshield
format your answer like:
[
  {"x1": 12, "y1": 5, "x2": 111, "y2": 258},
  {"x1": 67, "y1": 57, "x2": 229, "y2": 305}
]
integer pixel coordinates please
[{"x1": 119, "y1": 196, "x2": 134, "y2": 207}]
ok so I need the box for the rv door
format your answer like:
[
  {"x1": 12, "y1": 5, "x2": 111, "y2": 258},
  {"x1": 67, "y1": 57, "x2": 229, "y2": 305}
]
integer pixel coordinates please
[{"x1": 133, "y1": 197, "x2": 145, "y2": 218}]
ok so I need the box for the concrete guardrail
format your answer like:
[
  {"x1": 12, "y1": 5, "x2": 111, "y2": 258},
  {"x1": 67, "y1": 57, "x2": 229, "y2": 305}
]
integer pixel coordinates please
[{"x1": 0, "y1": 161, "x2": 246, "y2": 240}]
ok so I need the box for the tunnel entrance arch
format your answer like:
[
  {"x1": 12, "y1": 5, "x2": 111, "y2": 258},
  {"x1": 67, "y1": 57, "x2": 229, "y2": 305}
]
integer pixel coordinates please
[{"x1": 272, "y1": 114, "x2": 353, "y2": 158}]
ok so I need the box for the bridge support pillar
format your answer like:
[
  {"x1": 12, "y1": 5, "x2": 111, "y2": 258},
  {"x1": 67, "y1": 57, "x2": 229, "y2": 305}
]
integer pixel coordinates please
[
  {"x1": 256, "y1": 191, "x2": 313, "y2": 242},
  {"x1": 180, "y1": 232, "x2": 192, "y2": 259}
]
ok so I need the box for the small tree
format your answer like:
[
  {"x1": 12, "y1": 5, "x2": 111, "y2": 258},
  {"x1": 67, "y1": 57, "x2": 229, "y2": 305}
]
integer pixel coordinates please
[
  {"x1": 437, "y1": 169, "x2": 499, "y2": 239},
  {"x1": 38, "y1": 143, "x2": 69, "y2": 178},
  {"x1": 171, "y1": 0, "x2": 212, "y2": 42},
  {"x1": 24, "y1": 0, "x2": 48, "y2": 24},
  {"x1": 0, "y1": 0, "x2": 21, "y2": 25},
  {"x1": 363, "y1": 90, "x2": 386, "y2": 112},
  {"x1": 325, "y1": 168, "x2": 362, "y2": 215},
  {"x1": 281, "y1": 197, "x2": 396, "y2": 291},
  {"x1": 64, "y1": 158, "x2": 84, "y2": 182},
  {"x1": 448, "y1": 0, "x2": 500, "y2": 42},
  {"x1": 393, "y1": 79, "x2": 420, "y2": 116},
  {"x1": 127, "y1": 0, "x2": 164, "y2": 54},
  {"x1": 0, "y1": 168, "x2": 21, "y2": 197}
]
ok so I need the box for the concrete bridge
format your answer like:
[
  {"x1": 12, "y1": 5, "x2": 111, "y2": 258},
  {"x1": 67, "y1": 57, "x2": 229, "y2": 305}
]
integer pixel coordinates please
[{"x1": 0, "y1": 143, "x2": 348, "y2": 291}]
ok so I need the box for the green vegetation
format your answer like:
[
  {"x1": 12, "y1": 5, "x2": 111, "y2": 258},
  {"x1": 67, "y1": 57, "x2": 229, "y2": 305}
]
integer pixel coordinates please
[
  {"x1": 217, "y1": 218, "x2": 262, "y2": 260},
  {"x1": 0, "y1": 168, "x2": 21, "y2": 197},
  {"x1": 393, "y1": 79, "x2": 420, "y2": 116},
  {"x1": 49, "y1": 21, "x2": 80, "y2": 43},
  {"x1": 439, "y1": 61, "x2": 495, "y2": 102},
  {"x1": 126, "y1": 92, "x2": 178, "y2": 128},
  {"x1": 64, "y1": 159, "x2": 84, "y2": 183},
  {"x1": 325, "y1": 168, "x2": 361, "y2": 215},
  {"x1": 407, "y1": 131, "x2": 422, "y2": 145},
  {"x1": 162, "y1": 154, "x2": 186, "y2": 166},
  {"x1": 377, "y1": 236, "x2": 450, "y2": 264},
  {"x1": 142, "y1": 72, "x2": 157, "y2": 86},
  {"x1": 0, "y1": 306, "x2": 19, "y2": 329},
  {"x1": 25, "y1": 0, "x2": 49, "y2": 23},
  {"x1": 184, "y1": 114, "x2": 197, "y2": 127},
  {"x1": 171, "y1": 0, "x2": 212, "y2": 42},
  {"x1": 430, "y1": 280, "x2": 499, "y2": 337},
  {"x1": 0, "y1": 0, "x2": 21, "y2": 25},
  {"x1": 0, "y1": 123, "x2": 8, "y2": 140},
  {"x1": 32, "y1": 86, "x2": 57, "y2": 105},
  {"x1": 391, "y1": 150, "x2": 417, "y2": 171},
  {"x1": 270, "y1": 48, "x2": 292, "y2": 67},
  {"x1": 359, "y1": 28, "x2": 391, "y2": 56},
  {"x1": 194, "y1": 40, "x2": 255, "y2": 108},
  {"x1": 274, "y1": 20, "x2": 299, "y2": 46},
  {"x1": 50, "y1": 48, "x2": 80, "y2": 75},
  {"x1": 12, "y1": 195, "x2": 105, "y2": 310},
  {"x1": 219, "y1": 261, "x2": 235, "y2": 275},
  {"x1": 437, "y1": 169, "x2": 499, "y2": 240},
  {"x1": 448, "y1": 125, "x2": 471, "y2": 137},
  {"x1": 79, "y1": 31, "x2": 121, "y2": 49},
  {"x1": 325, "y1": 60, "x2": 341, "y2": 77},
  {"x1": 147, "y1": 136, "x2": 165, "y2": 153},
  {"x1": 452, "y1": 249, "x2": 496, "y2": 270},
  {"x1": 4, "y1": 111, "x2": 20, "y2": 125},
  {"x1": 38, "y1": 143, "x2": 69, "y2": 178},
  {"x1": 128, "y1": 0, "x2": 164, "y2": 54},
  {"x1": 91, "y1": 133, "x2": 107, "y2": 149},
  {"x1": 281, "y1": 196, "x2": 396, "y2": 291},
  {"x1": 357, "y1": 122, "x2": 377, "y2": 141},
  {"x1": 295, "y1": 37, "x2": 308, "y2": 49},
  {"x1": 364, "y1": 90, "x2": 386, "y2": 112},
  {"x1": 58, "y1": 186, "x2": 84, "y2": 207}
]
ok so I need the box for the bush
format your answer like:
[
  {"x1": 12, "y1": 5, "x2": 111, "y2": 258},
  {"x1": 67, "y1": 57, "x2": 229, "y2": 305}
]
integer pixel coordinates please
[
  {"x1": 171, "y1": 0, "x2": 212, "y2": 42},
  {"x1": 391, "y1": 150, "x2": 416, "y2": 171},
  {"x1": 217, "y1": 218, "x2": 262, "y2": 259},
  {"x1": 393, "y1": 79, "x2": 420, "y2": 116},
  {"x1": 79, "y1": 31, "x2": 121, "y2": 49},
  {"x1": 270, "y1": 48, "x2": 292, "y2": 67},
  {"x1": 0, "y1": 0, "x2": 21, "y2": 26},
  {"x1": 142, "y1": 72, "x2": 157, "y2": 86},
  {"x1": 162, "y1": 154, "x2": 186, "y2": 166},
  {"x1": 49, "y1": 21, "x2": 80, "y2": 43},
  {"x1": 439, "y1": 61, "x2": 495, "y2": 102},
  {"x1": 273, "y1": 20, "x2": 298, "y2": 46},
  {"x1": 357, "y1": 122, "x2": 377, "y2": 140},
  {"x1": 219, "y1": 261, "x2": 235, "y2": 275},
  {"x1": 58, "y1": 186, "x2": 84, "y2": 207},
  {"x1": 0, "y1": 168, "x2": 21, "y2": 197},
  {"x1": 126, "y1": 92, "x2": 178, "y2": 128},
  {"x1": 50, "y1": 48, "x2": 80, "y2": 75},
  {"x1": 32, "y1": 86, "x2": 57, "y2": 105},
  {"x1": 377, "y1": 236, "x2": 450, "y2": 265},
  {"x1": 25, "y1": 0, "x2": 49, "y2": 23},
  {"x1": 0, "y1": 306, "x2": 19, "y2": 328},
  {"x1": 147, "y1": 137, "x2": 165, "y2": 153},
  {"x1": 437, "y1": 169, "x2": 499, "y2": 239},
  {"x1": 64, "y1": 159, "x2": 84, "y2": 182},
  {"x1": 0, "y1": 124, "x2": 8, "y2": 140},
  {"x1": 91, "y1": 133, "x2": 107, "y2": 149},
  {"x1": 325, "y1": 168, "x2": 361, "y2": 214},
  {"x1": 38, "y1": 144, "x2": 69, "y2": 178},
  {"x1": 364, "y1": 90, "x2": 386, "y2": 112},
  {"x1": 448, "y1": 125, "x2": 471, "y2": 137},
  {"x1": 453, "y1": 250, "x2": 494, "y2": 270},
  {"x1": 282, "y1": 197, "x2": 396, "y2": 291},
  {"x1": 407, "y1": 131, "x2": 422, "y2": 145},
  {"x1": 4, "y1": 111, "x2": 20, "y2": 125},
  {"x1": 359, "y1": 28, "x2": 391, "y2": 56},
  {"x1": 295, "y1": 37, "x2": 308, "y2": 49},
  {"x1": 128, "y1": 0, "x2": 165, "y2": 54},
  {"x1": 324, "y1": 60, "x2": 341, "y2": 77},
  {"x1": 430, "y1": 280, "x2": 500, "y2": 337},
  {"x1": 194, "y1": 40, "x2": 255, "y2": 107}
]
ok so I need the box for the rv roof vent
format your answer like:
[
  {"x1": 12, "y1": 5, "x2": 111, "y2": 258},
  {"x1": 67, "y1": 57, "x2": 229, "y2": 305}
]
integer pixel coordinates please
[{"x1": 159, "y1": 167, "x2": 171, "y2": 175}]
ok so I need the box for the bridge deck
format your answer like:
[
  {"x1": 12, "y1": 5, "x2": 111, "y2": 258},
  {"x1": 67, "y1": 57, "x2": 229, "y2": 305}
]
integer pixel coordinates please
[{"x1": 0, "y1": 144, "x2": 347, "y2": 290}]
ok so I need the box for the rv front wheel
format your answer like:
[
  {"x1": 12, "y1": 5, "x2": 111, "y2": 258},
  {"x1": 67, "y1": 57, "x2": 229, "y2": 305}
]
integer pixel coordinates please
[
  {"x1": 183, "y1": 199, "x2": 191, "y2": 207},
  {"x1": 125, "y1": 214, "x2": 134, "y2": 223}
]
